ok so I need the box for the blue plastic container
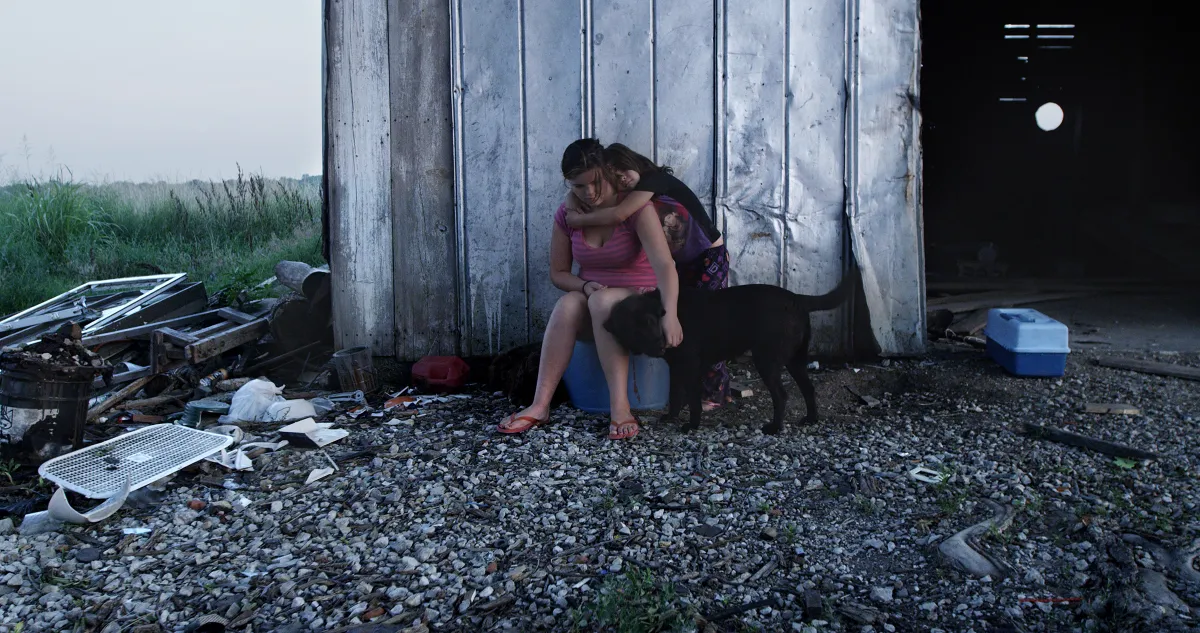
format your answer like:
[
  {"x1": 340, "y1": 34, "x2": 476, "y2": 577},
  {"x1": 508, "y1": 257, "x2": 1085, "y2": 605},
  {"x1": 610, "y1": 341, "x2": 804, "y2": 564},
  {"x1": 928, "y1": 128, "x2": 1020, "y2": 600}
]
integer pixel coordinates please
[
  {"x1": 561, "y1": 341, "x2": 670, "y2": 413},
  {"x1": 984, "y1": 308, "x2": 1070, "y2": 377}
]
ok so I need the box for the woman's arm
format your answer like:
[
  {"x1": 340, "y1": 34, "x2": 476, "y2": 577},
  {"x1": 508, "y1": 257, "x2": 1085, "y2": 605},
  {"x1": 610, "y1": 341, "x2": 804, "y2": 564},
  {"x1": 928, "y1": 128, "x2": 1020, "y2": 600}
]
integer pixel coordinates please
[
  {"x1": 565, "y1": 190, "x2": 654, "y2": 228},
  {"x1": 550, "y1": 224, "x2": 605, "y2": 297},
  {"x1": 632, "y1": 204, "x2": 683, "y2": 348}
]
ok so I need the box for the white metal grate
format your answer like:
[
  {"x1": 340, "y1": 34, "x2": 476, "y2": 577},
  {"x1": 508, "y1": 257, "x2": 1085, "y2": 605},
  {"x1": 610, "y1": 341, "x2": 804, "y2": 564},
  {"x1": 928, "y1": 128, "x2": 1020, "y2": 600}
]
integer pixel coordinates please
[{"x1": 38, "y1": 424, "x2": 232, "y2": 499}]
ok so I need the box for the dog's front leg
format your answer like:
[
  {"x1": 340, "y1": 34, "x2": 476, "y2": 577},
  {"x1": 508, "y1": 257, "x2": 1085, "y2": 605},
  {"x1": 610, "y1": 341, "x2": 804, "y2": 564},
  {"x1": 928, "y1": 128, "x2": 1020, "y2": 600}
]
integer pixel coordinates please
[{"x1": 661, "y1": 364, "x2": 683, "y2": 424}]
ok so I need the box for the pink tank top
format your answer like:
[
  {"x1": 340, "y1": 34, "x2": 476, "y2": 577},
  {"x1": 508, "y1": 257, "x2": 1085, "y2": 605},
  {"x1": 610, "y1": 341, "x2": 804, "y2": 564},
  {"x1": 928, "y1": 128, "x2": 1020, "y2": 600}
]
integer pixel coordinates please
[{"x1": 554, "y1": 204, "x2": 658, "y2": 288}]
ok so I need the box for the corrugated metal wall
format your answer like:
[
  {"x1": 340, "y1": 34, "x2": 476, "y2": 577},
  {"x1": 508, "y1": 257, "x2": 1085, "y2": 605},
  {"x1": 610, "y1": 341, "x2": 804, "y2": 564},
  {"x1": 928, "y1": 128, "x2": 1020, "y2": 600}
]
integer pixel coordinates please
[
  {"x1": 325, "y1": 0, "x2": 924, "y2": 358},
  {"x1": 450, "y1": 0, "x2": 878, "y2": 357}
]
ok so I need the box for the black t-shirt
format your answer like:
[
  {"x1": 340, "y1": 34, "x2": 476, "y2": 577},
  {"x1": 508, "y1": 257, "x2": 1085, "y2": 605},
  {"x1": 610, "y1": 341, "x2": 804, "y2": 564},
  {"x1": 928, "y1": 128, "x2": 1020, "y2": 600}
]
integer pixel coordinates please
[{"x1": 633, "y1": 171, "x2": 722, "y2": 243}]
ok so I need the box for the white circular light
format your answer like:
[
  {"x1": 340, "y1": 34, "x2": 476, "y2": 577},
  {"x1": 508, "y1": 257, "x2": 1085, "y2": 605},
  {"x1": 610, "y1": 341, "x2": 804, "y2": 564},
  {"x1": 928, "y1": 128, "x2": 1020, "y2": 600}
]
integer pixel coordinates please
[{"x1": 1035, "y1": 102, "x2": 1064, "y2": 131}]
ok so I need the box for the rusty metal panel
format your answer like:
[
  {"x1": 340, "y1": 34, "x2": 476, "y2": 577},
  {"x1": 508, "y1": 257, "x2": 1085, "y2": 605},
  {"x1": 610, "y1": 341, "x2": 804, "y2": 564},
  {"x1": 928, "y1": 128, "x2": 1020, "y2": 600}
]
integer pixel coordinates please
[
  {"x1": 454, "y1": 0, "x2": 529, "y2": 356},
  {"x1": 719, "y1": 1, "x2": 787, "y2": 289},
  {"x1": 523, "y1": 0, "x2": 585, "y2": 333},
  {"x1": 326, "y1": 0, "x2": 394, "y2": 355},
  {"x1": 850, "y1": 0, "x2": 925, "y2": 355},
  {"x1": 591, "y1": 0, "x2": 653, "y2": 148},
  {"x1": 654, "y1": 0, "x2": 715, "y2": 211},
  {"x1": 785, "y1": 0, "x2": 849, "y2": 354}
]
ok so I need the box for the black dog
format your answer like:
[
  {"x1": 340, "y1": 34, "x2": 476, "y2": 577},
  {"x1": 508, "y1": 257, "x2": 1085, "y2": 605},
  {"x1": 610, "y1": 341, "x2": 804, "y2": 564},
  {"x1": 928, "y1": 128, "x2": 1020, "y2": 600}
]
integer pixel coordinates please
[{"x1": 604, "y1": 279, "x2": 852, "y2": 434}]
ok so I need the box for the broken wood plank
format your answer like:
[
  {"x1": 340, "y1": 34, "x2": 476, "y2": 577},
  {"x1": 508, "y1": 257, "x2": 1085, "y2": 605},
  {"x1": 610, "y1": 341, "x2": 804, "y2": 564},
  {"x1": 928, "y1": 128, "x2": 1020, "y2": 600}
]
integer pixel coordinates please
[
  {"x1": 1021, "y1": 422, "x2": 1158, "y2": 460},
  {"x1": 949, "y1": 309, "x2": 989, "y2": 336},
  {"x1": 928, "y1": 290, "x2": 1091, "y2": 315},
  {"x1": 747, "y1": 559, "x2": 778, "y2": 583},
  {"x1": 1095, "y1": 357, "x2": 1200, "y2": 382},
  {"x1": 156, "y1": 327, "x2": 198, "y2": 347},
  {"x1": 95, "y1": 282, "x2": 208, "y2": 333},
  {"x1": 115, "y1": 394, "x2": 187, "y2": 411},
  {"x1": 925, "y1": 278, "x2": 1175, "y2": 293},
  {"x1": 87, "y1": 376, "x2": 154, "y2": 421},
  {"x1": 216, "y1": 307, "x2": 258, "y2": 325},
  {"x1": 1084, "y1": 403, "x2": 1140, "y2": 415},
  {"x1": 185, "y1": 320, "x2": 237, "y2": 341},
  {"x1": 185, "y1": 318, "x2": 269, "y2": 365},
  {"x1": 81, "y1": 309, "x2": 225, "y2": 347}
]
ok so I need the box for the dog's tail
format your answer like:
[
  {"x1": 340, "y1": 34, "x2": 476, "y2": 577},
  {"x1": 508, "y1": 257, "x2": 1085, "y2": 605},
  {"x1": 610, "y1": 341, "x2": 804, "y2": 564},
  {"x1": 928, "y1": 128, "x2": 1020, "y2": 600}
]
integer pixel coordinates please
[{"x1": 796, "y1": 273, "x2": 855, "y2": 312}]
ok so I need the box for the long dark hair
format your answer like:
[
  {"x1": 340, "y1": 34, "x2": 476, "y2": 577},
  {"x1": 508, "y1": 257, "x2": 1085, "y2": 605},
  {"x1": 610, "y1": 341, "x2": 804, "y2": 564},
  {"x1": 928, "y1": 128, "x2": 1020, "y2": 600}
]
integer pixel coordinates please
[
  {"x1": 561, "y1": 138, "x2": 608, "y2": 179},
  {"x1": 603, "y1": 143, "x2": 673, "y2": 176}
]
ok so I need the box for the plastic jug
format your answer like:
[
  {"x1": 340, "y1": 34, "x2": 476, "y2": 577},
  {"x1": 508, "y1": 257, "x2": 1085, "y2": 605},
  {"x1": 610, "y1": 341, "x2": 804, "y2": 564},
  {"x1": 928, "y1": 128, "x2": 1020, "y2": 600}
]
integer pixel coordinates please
[{"x1": 411, "y1": 356, "x2": 471, "y2": 392}]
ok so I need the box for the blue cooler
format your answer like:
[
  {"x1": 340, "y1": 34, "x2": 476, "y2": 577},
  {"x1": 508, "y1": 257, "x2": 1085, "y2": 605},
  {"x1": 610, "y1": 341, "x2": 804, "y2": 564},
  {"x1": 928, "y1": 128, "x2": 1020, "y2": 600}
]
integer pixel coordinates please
[
  {"x1": 561, "y1": 341, "x2": 670, "y2": 413},
  {"x1": 984, "y1": 308, "x2": 1070, "y2": 377}
]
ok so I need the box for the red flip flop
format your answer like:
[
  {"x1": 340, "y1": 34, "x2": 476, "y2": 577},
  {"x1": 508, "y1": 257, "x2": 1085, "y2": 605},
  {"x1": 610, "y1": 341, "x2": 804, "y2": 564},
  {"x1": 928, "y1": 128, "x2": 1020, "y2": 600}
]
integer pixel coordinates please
[
  {"x1": 608, "y1": 417, "x2": 640, "y2": 440},
  {"x1": 497, "y1": 414, "x2": 547, "y2": 434}
]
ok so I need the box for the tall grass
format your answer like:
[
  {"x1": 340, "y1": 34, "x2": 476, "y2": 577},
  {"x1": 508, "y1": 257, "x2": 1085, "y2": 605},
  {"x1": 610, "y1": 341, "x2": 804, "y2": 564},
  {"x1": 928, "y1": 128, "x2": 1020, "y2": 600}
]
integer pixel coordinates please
[{"x1": 0, "y1": 165, "x2": 324, "y2": 317}]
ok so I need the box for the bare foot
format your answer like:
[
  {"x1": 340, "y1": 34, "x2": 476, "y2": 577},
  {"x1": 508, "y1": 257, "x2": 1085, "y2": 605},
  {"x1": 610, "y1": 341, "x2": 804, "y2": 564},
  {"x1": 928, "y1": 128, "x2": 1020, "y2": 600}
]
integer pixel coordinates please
[
  {"x1": 497, "y1": 406, "x2": 549, "y2": 434},
  {"x1": 608, "y1": 416, "x2": 640, "y2": 440}
]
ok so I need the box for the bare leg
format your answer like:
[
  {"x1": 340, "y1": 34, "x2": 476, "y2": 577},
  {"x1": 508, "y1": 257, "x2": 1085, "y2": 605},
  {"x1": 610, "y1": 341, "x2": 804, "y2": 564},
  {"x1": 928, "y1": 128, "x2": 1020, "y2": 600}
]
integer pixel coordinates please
[
  {"x1": 587, "y1": 287, "x2": 639, "y2": 438},
  {"x1": 498, "y1": 292, "x2": 589, "y2": 432}
]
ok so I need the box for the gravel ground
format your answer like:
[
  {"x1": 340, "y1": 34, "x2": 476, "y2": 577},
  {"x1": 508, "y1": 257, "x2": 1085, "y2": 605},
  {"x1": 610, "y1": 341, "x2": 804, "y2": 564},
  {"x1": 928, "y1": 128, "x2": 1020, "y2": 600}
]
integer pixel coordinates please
[{"x1": 0, "y1": 346, "x2": 1197, "y2": 633}]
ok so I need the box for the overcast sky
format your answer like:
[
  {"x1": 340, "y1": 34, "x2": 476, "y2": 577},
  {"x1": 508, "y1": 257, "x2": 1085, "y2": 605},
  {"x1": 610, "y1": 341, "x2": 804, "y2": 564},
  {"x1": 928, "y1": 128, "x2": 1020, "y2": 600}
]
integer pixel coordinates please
[{"x1": 0, "y1": 1, "x2": 321, "y2": 183}]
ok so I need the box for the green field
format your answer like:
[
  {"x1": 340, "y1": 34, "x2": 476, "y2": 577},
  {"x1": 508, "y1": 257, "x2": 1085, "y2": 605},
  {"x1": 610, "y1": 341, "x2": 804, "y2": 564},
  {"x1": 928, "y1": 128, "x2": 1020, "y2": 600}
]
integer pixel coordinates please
[{"x1": 0, "y1": 166, "x2": 325, "y2": 317}]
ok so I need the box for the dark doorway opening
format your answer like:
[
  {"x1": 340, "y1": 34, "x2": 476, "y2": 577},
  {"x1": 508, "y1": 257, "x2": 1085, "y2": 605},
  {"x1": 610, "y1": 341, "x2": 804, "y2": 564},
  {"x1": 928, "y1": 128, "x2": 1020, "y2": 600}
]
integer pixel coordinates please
[
  {"x1": 920, "y1": 1, "x2": 1200, "y2": 349},
  {"x1": 921, "y1": 0, "x2": 1200, "y2": 284}
]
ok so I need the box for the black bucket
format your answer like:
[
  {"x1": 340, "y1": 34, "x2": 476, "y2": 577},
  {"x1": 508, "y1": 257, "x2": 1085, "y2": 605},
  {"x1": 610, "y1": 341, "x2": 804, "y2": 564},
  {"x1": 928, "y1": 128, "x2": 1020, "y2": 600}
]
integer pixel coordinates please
[{"x1": 0, "y1": 367, "x2": 93, "y2": 462}]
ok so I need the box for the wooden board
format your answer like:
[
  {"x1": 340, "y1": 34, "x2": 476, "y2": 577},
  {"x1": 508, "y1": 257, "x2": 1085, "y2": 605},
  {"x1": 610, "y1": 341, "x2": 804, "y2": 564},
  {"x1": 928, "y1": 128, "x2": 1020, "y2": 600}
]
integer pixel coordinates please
[
  {"x1": 1095, "y1": 357, "x2": 1200, "y2": 382},
  {"x1": 928, "y1": 291, "x2": 1092, "y2": 314},
  {"x1": 326, "y1": 0, "x2": 395, "y2": 354},
  {"x1": 389, "y1": 0, "x2": 458, "y2": 359}
]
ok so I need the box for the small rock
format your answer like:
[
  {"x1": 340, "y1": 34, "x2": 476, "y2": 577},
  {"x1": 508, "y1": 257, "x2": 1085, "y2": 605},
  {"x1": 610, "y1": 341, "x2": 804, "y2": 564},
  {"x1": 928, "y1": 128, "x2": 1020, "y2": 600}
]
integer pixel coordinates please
[
  {"x1": 0, "y1": 518, "x2": 13, "y2": 535},
  {"x1": 75, "y1": 548, "x2": 101, "y2": 563},
  {"x1": 870, "y1": 586, "x2": 893, "y2": 603},
  {"x1": 693, "y1": 524, "x2": 724, "y2": 538},
  {"x1": 864, "y1": 539, "x2": 885, "y2": 550},
  {"x1": 1024, "y1": 568, "x2": 1045, "y2": 586},
  {"x1": 761, "y1": 527, "x2": 778, "y2": 541}
]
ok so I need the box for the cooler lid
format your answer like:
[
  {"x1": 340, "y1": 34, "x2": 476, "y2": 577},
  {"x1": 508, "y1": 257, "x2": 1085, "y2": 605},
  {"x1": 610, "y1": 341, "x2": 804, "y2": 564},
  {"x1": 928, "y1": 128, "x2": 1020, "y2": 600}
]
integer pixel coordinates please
[{"x1": 985, "y1": 308, "x2": 1071, "y2": 354}]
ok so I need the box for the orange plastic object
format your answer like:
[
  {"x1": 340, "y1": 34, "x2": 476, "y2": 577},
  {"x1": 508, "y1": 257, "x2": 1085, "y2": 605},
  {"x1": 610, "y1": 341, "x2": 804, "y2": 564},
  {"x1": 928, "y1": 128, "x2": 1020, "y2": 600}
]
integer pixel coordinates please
[{"x1": 411, "y1": 356, "x2": 471, "y2": 392}]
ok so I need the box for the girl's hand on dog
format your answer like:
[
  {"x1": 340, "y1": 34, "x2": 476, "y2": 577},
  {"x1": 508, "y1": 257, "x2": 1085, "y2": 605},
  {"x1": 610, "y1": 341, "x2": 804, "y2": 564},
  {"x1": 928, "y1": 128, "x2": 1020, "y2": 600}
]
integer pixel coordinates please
[{"x1": 661, "y1": 314, "x2": 683, "y2": 348}]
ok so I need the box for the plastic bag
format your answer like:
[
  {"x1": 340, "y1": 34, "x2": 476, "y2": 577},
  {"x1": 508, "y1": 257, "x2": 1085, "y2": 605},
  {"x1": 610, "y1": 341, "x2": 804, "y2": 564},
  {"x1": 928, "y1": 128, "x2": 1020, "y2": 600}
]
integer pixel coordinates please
[
  {"x1": 263, "y1": 399, "x2": 317, "y2": 422},
  {"x1": 310, "y1": 397, "x2": 334, "y2": 416},
  {"x1": 222, "y1": 378, "x2": 284, "y2": 422}
]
